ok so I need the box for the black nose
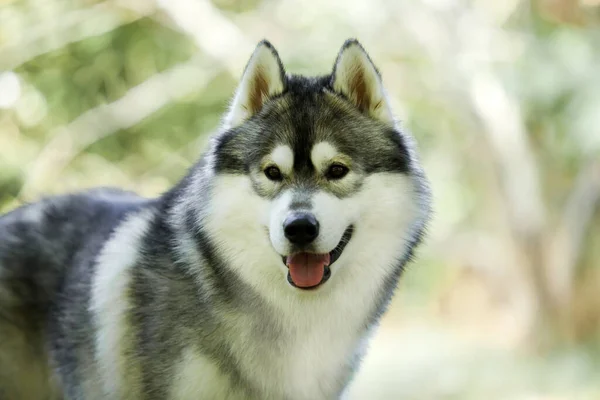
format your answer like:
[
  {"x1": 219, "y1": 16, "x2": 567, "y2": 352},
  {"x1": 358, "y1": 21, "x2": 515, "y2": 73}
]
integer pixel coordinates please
[{"x1": 283, "y1": 213, "x2": 319, "y2": 245}]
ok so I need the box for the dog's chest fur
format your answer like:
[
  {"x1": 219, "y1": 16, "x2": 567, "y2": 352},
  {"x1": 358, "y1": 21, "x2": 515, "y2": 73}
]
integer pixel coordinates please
[
  {"x1": 92, "y1": 207, "x2": 376, "y2": 400},
  {"x1": 170, "y1": 300, "x2": 368, "y2": 399}
]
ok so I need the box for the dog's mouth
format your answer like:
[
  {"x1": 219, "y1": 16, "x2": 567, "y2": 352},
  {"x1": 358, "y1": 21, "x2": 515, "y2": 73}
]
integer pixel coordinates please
[{"x1": 282, "y1": 226, "x2": 354, "y2": 290}]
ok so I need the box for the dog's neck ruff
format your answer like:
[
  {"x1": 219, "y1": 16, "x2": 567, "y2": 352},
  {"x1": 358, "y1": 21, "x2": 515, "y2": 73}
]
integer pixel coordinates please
[{"x1": 160, "y1": 166, "x2": 426, "y2": 399}]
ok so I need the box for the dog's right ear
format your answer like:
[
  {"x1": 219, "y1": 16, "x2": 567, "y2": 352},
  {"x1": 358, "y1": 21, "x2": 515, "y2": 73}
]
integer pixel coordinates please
[{"x1": 223, "y1": 40, "x2": 286, "y2": 129}]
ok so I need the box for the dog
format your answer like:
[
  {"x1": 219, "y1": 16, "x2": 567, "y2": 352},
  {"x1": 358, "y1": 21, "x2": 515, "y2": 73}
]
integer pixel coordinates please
[{"x1": 0, "y1": 39, "x2": 431, "y2": 399}]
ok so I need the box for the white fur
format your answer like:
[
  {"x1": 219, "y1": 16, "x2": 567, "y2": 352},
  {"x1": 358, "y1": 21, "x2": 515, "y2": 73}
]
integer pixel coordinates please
[
  {"x1": 333, "y1": 43, "x2": 394, "y2": 123},
  {"x1": 224, "y1": 44, "x2": 284, "y2": 129},
  {"x1": 268, "y1": 189, "x2": 296, "y2": 258},
  {"x1": 269, "y1": 144, "x2": 294, "y2": 175},
  {"x1": 200, "y1": 175, "x2": 283, "y2": 290},
  {"x1": 310, "y1": 141, "x2": 338, "y2": 172},
  {"x1": 195, "y1": 169, "x2": 424, "y2": 399},
  {"x1": 90, "y1": 209, "x2": 154, "y2": 399},
  {"x1": 169, "y1": 347, "x2": 244, "y2": 400},
  {"x1": 310, "y1": 190, "x2": 360, "y2": 254}
]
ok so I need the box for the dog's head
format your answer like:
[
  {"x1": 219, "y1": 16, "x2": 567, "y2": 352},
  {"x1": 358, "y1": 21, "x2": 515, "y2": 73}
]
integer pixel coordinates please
[{"x1": 202, "y1": 39, "x2": 430, "y2": 294}]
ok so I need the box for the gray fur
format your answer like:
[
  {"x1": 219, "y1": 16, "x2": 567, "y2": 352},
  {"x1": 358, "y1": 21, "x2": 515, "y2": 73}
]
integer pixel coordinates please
[{"x1": 0, "y1": 39, "x2": 431, "y2": 399}]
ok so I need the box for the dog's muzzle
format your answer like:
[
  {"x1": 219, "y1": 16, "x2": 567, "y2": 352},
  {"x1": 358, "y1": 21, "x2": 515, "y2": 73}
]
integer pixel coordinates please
[{"x1": 282, "y1": 225, "x2": 354, "y2": 290}]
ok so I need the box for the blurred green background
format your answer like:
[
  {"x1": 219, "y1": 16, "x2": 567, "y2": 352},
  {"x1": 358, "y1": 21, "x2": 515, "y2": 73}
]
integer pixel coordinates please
[{"x1": 1, "y1": 0, "x2": 600, "y2": 398}]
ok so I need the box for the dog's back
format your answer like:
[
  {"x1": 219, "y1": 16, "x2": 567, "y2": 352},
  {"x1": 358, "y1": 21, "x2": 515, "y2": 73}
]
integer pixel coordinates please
[{"x1": 0, "y1": 188, "x2": 147, "y2": 399}]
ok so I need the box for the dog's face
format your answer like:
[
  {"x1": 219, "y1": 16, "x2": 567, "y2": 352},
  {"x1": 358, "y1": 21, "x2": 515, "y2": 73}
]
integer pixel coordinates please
[{"x1": 203, "y1": 40, "x2": 428, "y2": 294}]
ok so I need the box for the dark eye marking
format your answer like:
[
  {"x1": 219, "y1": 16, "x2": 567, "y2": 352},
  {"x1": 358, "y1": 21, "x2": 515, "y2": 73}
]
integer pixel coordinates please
[
  {"x1": 326, "y1": 163, "x2": 349, "y2": 180},
  {"x1": 264, "y1": 165, "x2": 283, "y2": 181}
]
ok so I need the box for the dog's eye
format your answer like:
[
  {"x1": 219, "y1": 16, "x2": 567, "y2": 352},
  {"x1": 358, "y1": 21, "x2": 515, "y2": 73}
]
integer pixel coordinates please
[
  {"x1": 265, "y1": 166, "x2": 283, "y2": 181},
  {"x1": 326, "y1": 164, "x2": 349, "y2": 180}
]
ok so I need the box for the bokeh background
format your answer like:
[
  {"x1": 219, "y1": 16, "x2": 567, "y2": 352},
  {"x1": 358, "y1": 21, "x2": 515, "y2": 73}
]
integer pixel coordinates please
[{"x1": 1, "y1": 0, "x2": 600, "y2": 398}]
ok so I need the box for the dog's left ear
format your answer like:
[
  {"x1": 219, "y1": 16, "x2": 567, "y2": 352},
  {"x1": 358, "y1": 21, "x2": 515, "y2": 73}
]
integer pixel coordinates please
[
  {"x1": 331, "y1": 39, "x2": 394, "y2": 123},
  {"x1": 224, "y1": 40, "x2": 286, "y2": 129}
]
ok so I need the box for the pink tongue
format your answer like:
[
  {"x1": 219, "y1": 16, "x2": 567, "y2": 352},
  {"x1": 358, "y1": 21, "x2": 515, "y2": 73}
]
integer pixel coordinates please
[{"x1": 286, "y1": 253, "x2": 331, "y2": 288}]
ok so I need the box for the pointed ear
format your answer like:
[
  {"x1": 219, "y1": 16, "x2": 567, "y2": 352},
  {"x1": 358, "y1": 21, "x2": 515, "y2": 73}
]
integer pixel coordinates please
[
  {"x1": 331, "y1": 39, "x2": 394, "y2": 123},
  {"x1": 224, "y1": 40, "x2": 286, "y2": 129}
]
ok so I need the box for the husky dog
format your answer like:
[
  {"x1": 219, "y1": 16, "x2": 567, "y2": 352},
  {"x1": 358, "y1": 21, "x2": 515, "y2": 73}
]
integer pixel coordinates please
[{"x1": 0, "y1": 39, "x2": 431, "y2": 399}]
